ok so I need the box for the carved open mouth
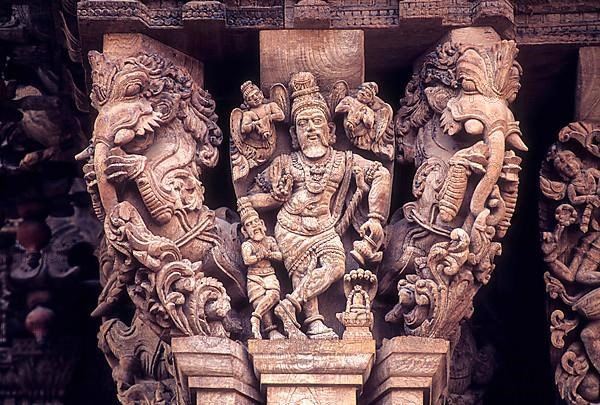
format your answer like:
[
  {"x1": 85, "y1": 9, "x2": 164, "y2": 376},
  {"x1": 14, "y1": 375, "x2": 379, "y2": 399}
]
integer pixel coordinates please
[{"x1": 113, "y1": 110, "x2": 162, "y2": 146}]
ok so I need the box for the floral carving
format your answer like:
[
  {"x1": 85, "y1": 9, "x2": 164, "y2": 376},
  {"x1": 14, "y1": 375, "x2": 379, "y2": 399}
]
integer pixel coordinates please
[{"x1": 540, "y1": 121, "x2": 600, "y2": 405}]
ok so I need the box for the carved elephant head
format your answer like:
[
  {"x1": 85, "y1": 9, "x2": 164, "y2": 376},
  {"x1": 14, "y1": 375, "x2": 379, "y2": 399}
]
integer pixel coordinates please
[{"x1": 438, "y1": 41, "x2": 527, "y2": 224}]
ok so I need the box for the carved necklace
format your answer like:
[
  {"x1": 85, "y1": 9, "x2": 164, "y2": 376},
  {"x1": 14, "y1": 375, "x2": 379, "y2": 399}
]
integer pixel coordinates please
[{"x1": 297, "y1": 151, "x2": 334, "y2": 194}]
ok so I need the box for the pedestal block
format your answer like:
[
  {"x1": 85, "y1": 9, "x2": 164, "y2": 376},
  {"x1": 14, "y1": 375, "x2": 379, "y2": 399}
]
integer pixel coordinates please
[
  {"x1": 248, "y1": 339, "x2": 376, "y2": 405},
  {"x1": 362, "y1": 336, "x2": 450, "y2": 405},
  {"x1": 172, "y1": 336, "x2": 263, "y2": 405}
]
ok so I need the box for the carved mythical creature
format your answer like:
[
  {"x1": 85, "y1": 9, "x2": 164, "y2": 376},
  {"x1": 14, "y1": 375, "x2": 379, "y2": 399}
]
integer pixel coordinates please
[
  {"x1": 240, "y1": 72, "x2": 391, "y2": 340},
  {"x1": 77, "y1": 49, "x2": 245, "y2": 404},
  {"x1": 381, "y1": 33, "x2": 526, "y2": 341},
  {"x1": 540, "y1": 122, "x2": 600, "y2": 405}
]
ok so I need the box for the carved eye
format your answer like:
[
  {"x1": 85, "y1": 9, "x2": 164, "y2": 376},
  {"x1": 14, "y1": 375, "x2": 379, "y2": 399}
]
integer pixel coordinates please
[
  {"x1": 462, "y1": 79, "x2": 477, "y2": 93},
  {"x1": 297, "y1": 119, "x2": 308, "y2": 128},
  {"x1": 313, "y1": 117, "x2": 324, "y2": 125},
  {"x1": 124, "y1": 83, "x2": 143, "y2": 97}
]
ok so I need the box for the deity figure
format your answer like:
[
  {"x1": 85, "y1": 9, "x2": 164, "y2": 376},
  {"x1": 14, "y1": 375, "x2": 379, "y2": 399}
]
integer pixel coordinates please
[
  {"x1": 230, "y1": 81, "x2": 286, "y2": 181},
  {"x1": 540, "y1": 122, "x2": 600, "y2": 405},
  {"x1": 549, "y1": 149, "x2": 600, "y2": 233},
  {"x1": 238, "y1": 198, "x2": 285, "y2": 340},
  {"x1": 335, "y1": 81, "x2": 394, "y2": 161},
  {"x1": 244, "y1": 72, "x2": 391, "y2": 339}
]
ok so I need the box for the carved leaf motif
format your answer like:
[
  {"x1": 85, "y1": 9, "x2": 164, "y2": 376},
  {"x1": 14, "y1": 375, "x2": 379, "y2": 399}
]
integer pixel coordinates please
[
  {"x1": 551, "y1": 309, "x2": 580, "y2": 349},
  {"x1": 559, "y1": 121, "x2": 600, "y2": 158},
  {"x1": 556, "y1": 342, "x2": 591, "y2": 405},
  {"x1": 540, "y1": 176, "x2": 568, "y2": 201}
]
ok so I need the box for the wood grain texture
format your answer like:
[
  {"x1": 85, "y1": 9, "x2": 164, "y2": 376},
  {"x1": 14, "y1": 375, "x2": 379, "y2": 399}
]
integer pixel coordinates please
[
  {"x1": 576, "y1": 47, "x2": 600, "y2": 122},
  {"x1": 259, "y1": 30, "x2": 364, "y2": 92},
  {"x1": 103, "y1": 33, "x2": 204, "y2": 87}
]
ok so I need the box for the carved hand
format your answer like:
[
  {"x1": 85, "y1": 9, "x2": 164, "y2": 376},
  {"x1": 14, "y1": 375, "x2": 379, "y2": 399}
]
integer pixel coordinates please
[
  {"x1": 272, "y1": 170, "x2": 293, "y2": 202},
  {"x1": 359, "y1": 218, "x2": 384, "y2": 247},
  {"x1": 104, "y1": 153, "x2": 147, "y2": 183}
]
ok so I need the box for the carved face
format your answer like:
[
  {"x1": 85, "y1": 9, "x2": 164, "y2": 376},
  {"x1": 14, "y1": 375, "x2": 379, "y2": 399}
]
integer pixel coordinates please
[
  {"x1": 243, "y1": 216, "x2": 266, "y2": 242},
  {"x1": 554, "y1": 150, "x2": 581, "y2": 179},
  {"x1": 88, "y1": 51, "x2": 221, "y2": 167},
  {"x1": 295, "y1": 109, "x2": 331, "y2": 159},
  {"x1": 356, "y1": 86, "x2": 374, "y2": 105},
  {"x1": 245, "y1": 88, "x2": 264, "y2": 109}
]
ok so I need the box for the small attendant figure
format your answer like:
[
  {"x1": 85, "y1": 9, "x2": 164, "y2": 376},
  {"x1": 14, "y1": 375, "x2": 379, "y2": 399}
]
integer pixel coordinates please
[{"x1": 238, "y1": 197, "x2": 285, "y2": 339}]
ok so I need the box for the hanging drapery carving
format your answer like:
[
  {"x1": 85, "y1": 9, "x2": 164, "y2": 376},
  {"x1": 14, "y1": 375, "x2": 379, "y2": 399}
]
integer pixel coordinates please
[
  {"x1": 232, "y1": 71, "x2": 392, "y2": 340},
  {"x1": 540, "y1": 121, "x2": 600, "y2": 405},
  {"x1": 77, "y1": 36, "x2": 247, "y2": 404},
  {"x1": 380, "y1": 28, "x2": 527, "y2": 341}
]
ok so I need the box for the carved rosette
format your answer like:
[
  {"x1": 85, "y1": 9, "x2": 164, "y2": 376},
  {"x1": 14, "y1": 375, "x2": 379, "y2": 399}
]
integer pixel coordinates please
[
  {"x1": 77, "y1": 35, "x2": 246, "y2": 405},
  {"x1": 381, "y1": 28, "x2": 526, "y2": 342},
  {"x1": 540, "y1": 121, "x2": 600, "y2": 405}
]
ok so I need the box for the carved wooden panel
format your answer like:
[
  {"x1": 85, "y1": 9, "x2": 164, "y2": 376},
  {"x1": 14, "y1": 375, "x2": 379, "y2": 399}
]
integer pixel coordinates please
[
  {"x1": 540, "y1": 121, "x2": 600, "y2": 405},
  {"x1": 380, "y1": 27, "x2": 527, "y2": 341}
]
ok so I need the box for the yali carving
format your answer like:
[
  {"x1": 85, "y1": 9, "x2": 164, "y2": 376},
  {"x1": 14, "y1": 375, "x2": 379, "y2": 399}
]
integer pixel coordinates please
[
  {"x1": 540, "y1": 122, "x2": 600, "y2": 405},
  {"x1": 381, "y1": 36, "x2": 527, "y2": 341},
  {"x1": 77, "y1": 50, "x2": 245, "y2": 403}
]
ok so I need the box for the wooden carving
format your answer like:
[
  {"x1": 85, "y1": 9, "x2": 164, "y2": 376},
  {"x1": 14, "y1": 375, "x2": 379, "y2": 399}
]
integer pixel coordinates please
[
  {"x1": 238, "y1": 198, "x2": 285, "y2": 340},
  {"x1": 77, "y1": 47, "x2": 246, "y2": 403},
  {"x1": 230, "y1": 80, "x2": 286, "y2": 181},
  {"x1": 540, "y1": 122, "x2": 600, "y2": 405},
  {"x1": 381, "y1": 29, "x2": 527, "y2": 341},
  {"x1": 233, "y1": 71, "x2": 392, "y2": 340}
]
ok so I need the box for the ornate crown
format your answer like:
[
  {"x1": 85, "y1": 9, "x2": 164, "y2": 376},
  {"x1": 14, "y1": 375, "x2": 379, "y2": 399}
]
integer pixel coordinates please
[
  {"x1": 289, "y1": 72, "x2": 330, "y2": 122},
  {"x1": 237, "y1": 198, "x2": 260, "y2": 224}
]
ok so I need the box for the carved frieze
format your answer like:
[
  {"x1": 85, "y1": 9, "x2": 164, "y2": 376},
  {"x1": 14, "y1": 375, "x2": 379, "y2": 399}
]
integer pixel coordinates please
[
  {"x1": 540, "y1": 121, "x2": 600, "y2": 405},
  {"x1": 380, "y1": 27, "x2": 527, "y2": 341}
]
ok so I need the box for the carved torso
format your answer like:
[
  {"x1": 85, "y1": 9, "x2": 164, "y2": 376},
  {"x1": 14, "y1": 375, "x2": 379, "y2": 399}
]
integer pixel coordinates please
[{"x1": 277, "y1": 149, "x2": 347, "y2": 236}]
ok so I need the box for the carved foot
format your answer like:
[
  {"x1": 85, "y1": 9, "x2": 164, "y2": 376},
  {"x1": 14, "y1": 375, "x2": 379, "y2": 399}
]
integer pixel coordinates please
[
  {"x1": 251, "y1": 314, "x2": 262, "y2": 339},
  {"x1": 268, "y1": 329, "x2": 286, "y2": 340},
  {"x1": 274, "y1": 299, "x2": 306, "y2": 340},
  {"x1": 306, "y1": 319, "x2": 339, "y2": 340}
]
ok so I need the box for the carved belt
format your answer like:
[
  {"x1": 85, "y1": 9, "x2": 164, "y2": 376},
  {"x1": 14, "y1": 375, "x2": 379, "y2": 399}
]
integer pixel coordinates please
[{"x1": 248, "y1": 266, "x2": 276, "y2": 277}]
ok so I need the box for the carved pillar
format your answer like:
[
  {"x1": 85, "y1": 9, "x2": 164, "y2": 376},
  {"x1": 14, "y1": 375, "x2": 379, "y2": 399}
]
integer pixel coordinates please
[
  {"x1": 78, "y1": 33, "x2": 248, "y2": 405},
  {"x1": 541, "y1": 47, "x2": 600, "y2": 405},
  {"x1": 378, "y1": 26, "x2": 526, "y2": 403},
  {"x1": 235, "y1": 29, "x2": 388, "y2": 404},
  {"x1": 172, "y1": 336, "x2": 262, "y2": 405},
  {"x1": 362, "y1": 337, "x2": 450, "y2": 405}
]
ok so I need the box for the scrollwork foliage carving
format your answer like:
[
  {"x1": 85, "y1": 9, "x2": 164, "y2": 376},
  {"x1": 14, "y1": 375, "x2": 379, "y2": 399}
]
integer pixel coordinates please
[
  {"x1": 540, "y1": 122, "x2": 600, "y2": 405},
  {"x1": 381, "y1": 33, "x2": 526, "y2": 341}
]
